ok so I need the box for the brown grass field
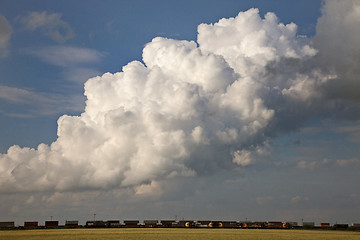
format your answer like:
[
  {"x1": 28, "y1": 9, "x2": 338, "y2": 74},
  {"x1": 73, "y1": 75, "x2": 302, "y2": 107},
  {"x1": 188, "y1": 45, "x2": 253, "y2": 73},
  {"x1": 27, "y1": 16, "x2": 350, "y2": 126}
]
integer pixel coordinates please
[{"x1": 1, "y1": 228, "x2": 360, "y2": 240}]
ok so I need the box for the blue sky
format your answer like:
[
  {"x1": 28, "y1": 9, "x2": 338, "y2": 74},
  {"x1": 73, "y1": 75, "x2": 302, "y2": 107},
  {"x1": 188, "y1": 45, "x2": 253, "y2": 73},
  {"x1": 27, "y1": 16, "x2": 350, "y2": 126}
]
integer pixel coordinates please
[{"x1": 1, "y1": 0, "x2": 360, "y2": 226}]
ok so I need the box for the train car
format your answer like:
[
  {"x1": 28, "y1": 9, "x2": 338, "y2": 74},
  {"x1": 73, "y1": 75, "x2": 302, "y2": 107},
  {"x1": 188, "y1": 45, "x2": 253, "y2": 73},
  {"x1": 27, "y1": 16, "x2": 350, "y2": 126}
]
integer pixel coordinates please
[
  {"x1": 352, "y1": 223, "x2": 360, "y2": 229},
  {"x1": 178, "y1": 220, "x2": 194, "y2": 228},
  {"x1": 333, "y1": 224, "x2": 349, "y2": 229},
  {"x1": 160, "y1": 220, "x2": 176, "y2": 228},
  {"x1": 85, "y1": 221, "x2": 106, "y2": 228},
  {"x1": 65, "y1": 221, "x2": 79, "y2": 228},
  {"x1": 85, "y1": 221, "x2": 95, "y2": 227},
  {"x1": 222, "y1": 221, "x2": 238, "y2": 228},
  {"x1": 209, "y1": 221, "x2": 223, "y2": 228},
  {"x1": 45, "y1": 221, "x2": 59, "y2": 228},
  {"x1": 144, "y1": 220, "x2": 158, "y2": 228},
  {"x1": 320, "y1": 222, "x2": 330, "y2": 228},
  {"x1": 123, "y1": 220, "x2": 139, "y2": 228},
  {"x1": 239, "y1": 221, "x2": 249, "y2": 228},
  {"x1": 107, "y1": 220, "x2": 121, "y2": 228},
  {"x1": 195, "y1": 221, "x2": 211, "y2": 228},
  {"x1": 283, "y1": 222, "x2": 298, "y2": 228},
  {"x1": 0, "y1": 222, "x2": 15, "y2": 229},
  {"x1": 240, "y1": 221, "x2": 267, "y2": 228},
  {"x1": 24, "y1": 221, "x2": 38, "y2": 229},
  {"x1": 268, "y1": 221, "x2": 283, "y2": 229}
]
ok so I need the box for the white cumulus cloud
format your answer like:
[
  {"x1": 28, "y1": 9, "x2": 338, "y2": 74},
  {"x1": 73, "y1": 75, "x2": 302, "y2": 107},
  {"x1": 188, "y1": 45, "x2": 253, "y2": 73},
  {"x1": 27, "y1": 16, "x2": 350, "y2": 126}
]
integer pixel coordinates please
[{"x1": 0, "y1": 4, "x2": 359, "y2": 193}]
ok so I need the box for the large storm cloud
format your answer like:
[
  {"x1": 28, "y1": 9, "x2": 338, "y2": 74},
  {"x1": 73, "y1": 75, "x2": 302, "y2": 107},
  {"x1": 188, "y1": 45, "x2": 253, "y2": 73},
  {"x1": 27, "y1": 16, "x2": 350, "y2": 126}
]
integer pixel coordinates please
[{"x1": 1, "y1": 1, "x2": 359, "y2": 193}]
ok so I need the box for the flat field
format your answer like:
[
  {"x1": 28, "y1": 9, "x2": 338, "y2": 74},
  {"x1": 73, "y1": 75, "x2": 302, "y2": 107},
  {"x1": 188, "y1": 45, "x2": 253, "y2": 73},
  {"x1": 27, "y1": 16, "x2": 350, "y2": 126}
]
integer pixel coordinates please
[{"x1": 1, "y1": 228, "x2": 360, "y2": 240}]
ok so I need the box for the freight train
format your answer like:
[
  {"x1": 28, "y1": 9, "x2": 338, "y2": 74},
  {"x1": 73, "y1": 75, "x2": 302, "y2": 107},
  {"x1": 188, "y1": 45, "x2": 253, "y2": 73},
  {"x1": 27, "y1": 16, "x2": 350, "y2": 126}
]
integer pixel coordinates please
[{"x1": 0, "y1": 220, "x2": 359, "y2": 230}]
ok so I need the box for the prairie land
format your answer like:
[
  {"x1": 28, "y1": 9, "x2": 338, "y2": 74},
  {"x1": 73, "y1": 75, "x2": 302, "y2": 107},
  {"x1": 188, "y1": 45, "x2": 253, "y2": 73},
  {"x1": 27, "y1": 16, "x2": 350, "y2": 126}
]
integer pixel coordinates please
[{"x1": 1, "y1": 228, "x2": 360, "y2": 240}]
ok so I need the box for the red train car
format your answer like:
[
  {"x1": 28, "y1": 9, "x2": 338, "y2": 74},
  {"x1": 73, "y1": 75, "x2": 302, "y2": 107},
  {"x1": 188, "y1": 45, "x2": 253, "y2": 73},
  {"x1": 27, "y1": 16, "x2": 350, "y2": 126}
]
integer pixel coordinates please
[
  {"x1": 45, "y1": 221, "x2": 59, "y2": 228},
  {"x1": 24, "y1": 221, "x2": 38, "y2": 228}
]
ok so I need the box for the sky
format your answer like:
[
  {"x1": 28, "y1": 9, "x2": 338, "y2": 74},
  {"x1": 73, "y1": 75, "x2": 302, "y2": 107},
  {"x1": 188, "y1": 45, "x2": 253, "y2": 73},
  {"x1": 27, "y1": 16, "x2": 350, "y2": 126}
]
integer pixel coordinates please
[{"x1": 0, "y1": 0, "x2": 360, "y2": 226}]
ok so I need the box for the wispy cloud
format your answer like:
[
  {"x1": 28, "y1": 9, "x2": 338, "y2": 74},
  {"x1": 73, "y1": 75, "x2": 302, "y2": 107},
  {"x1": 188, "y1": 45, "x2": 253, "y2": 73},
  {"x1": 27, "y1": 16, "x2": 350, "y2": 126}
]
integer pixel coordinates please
[
  {"x1": 0, "y1": 85, "x2": 42, "y2": 103},
  {"x1": 27, "y1": 46, "x2": 105, "y2": 67},
  {"x1": 333, "y1": 124, "x2": 360, "y2": 143},
  {"x1": 297, "y1": 160, "x2": 317, "y2": 170},
  {"x1": 336, "y1": 158, "x2": 360, "y2": 168},
  {"x1": 19, "y1": 11, "x2": 74, "y2": 43},
  {"x1": 290, "y1": 195, "x2": 309, "y2": 205},
  {"x1": 26, "y1": 46, "x2": 105, "y2": 83},
  {"x1": 0, "y1": 85, "x2": 84, "y2": 117},
  {"x1": 0, "y1": 15, "x2": 12, "y2": 57}
]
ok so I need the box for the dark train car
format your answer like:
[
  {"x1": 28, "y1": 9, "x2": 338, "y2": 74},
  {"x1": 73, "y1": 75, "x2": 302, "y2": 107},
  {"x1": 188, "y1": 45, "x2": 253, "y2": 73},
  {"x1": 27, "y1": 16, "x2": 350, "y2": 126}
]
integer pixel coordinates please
[
  {"x1": 107, "y1": 220, "x2": 121, "y2": 228},
  {"x1": 253, "y1": 222, "x2": 267, "y2": 228},
  {"x1": 45, "y1": 221, "x2": 59, "y2": 228},
  {"x1": 85, "y1": 221, "x2": 106, "y2": 228},
  {"x1": 239, "y1": 221, "x2": 250, "y2": 228},
  {"x1": 161, "y1": 220, "x2": 176, "y2": 228},
  {"x1": 268, "y1": 221, "x2": 283, "y2": 229},
  {"x1": 333, "y1": 224, "x2": 349, "y2": 229},
  {"x1": 0, "y1": 222, "x2": 15, "y2": 229},
  {"x1": 195, "y1": 221, "x2": 211, "y2": 228},
  {"x1": 283, "y1": 222, "x2": 298, "y2": 228},
  {"x1": 65, "y1": 221, "x2": 79, "y2": 228},
  {"x1": 123, "y1": 220, "x2": 139, "y2": 228},
  {"x1": 209, "y1": 221, "x2": 223, "y2": 228},
  {"x1": 178, "y1": 220, "x2": 194, "y2": 228},
  {"x1": 352, "y1": 223, "x2": 360, "y2": 229},
  {"x1": 240, "y1": 221, "x2": 267, "y2": 228},
  {"x1": 144, "y1": 220, "x2": 158, "y2": 228},
  {"x1": 222, "y1": 221, "x2": 238, "y2": 228},
  {"x1": 24, "y1": 221, "x2": 38, "y2": 228},
  {"x1": 320, "y1": 222, "x2": 330, "y2": 228},
  {"x1": 85, "y1": 221, "x2": 95, "y2": 227}
]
